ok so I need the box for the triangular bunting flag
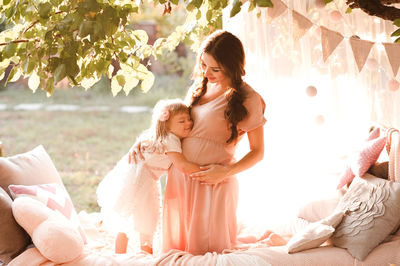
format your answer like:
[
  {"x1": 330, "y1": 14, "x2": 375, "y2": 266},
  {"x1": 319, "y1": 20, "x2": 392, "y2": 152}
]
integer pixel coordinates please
[
  {"x1": 321, "y1": 26, "x2": 344, "y2": 62},
  {"x1": 292, "y1": 10, "x2": 313, "y2": 42},
  {"x1": 349, "y1": 37, "x2": 374, "y2": 72},
  {"x1": 383, "y1": 42, "x2": 400, "y2": 76},
  {"x1": 267, "y1": 0, "x2": 287, "y2": 23}
]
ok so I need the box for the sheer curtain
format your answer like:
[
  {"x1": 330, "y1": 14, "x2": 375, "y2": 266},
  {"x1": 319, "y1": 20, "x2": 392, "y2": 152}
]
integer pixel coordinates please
[{"x1": 222, "y1": 0, "x2": 400, "y2": 227}]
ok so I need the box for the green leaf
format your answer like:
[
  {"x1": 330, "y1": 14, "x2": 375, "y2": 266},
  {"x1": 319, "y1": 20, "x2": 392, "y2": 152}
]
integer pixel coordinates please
[
  {"x1": 230, "y1": 0, "x2": 242, "y2": 18},
  {"x1": 206, "y1": 9, "x2": 212, "y2": 21},
  {"x1": 391, "y1": 28, "x2": 400, "y2": 37},
  {"x1": 123, "y1": 75, "x2": 139, "y2": 95},
  {"x1": 3, "y1": 0, "x2": 11, "y2": 5},
  {"x1": 111, "y1": 75, "x2": 122, "y2": 96},
  {"x1": 28, "y1": 71, "x2": 40, "y2": 92},
  {"x1": 5, "y1": 67, "x2": 16, "y2": 86},
  {"x1": 65, "y1": 58, "x2": 80, "y2": 78},
  {"x1": 45, "y1": 78, "x2": 55, "y2": 96},
  {"x1": 255, "y1": 0, "x2": 273, "y2": 7},
  {"x1": 38, "y1": 2, "x2": 52, "y2": 19},
  {"x1": 24, "y1": 57, "x2": 36, "y2": 74},
  {"x1": 186, "y1": 2, "x2": 196, "y2": 12},
  {"x1": 170, "y1": 0, "x2": 179, "y2": 4},
  {"x1": 248, "y1": 1, "x2": 256, "y2": 12},
  {"x1": 323, "y1": 0, "x2": 332, "y2": 3},
  {"x1": 395, "y1": 37, "x2": 400, "y2": 43},
  {"x1": 54, "y1": 63, "x2": 67, "y2": 85},
  {"x1": 81, "y1": 77, "x2": 97, "y2": 90},
  {"x1": 196, "y1": 10, "x2": 201, "y2": 20},
  {"x1": 3, "y1": 43, "x2": 17, "y2": 59},
  {"x1": 140, "y1": 71, "x2": 154, "y2": 93},
  {"x1": 192, "y1": 0, "x2": 203, "y2": 8},
  {"x1": 212, "y1": 0, "x2": 220, "y2": 9},
  {"x1": 116, "y1": 74, "x2": 125, "y2": 87},
  {"x1": 9, "y1": 68, "x2": 22, "y2": 82},
  {"x1": 5, "y1": 6, "x2": 16, "y2": 19},
  {"x1": 394, "y1": 19, "x2": 400, "y2": 27},
  {"x1": 345, "y1": 7, "x2": 352, "y2": 14}
]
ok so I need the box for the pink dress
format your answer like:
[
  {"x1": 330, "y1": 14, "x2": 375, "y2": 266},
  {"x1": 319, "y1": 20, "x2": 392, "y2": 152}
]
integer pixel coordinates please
[{"x1": 162, "y1": 84, "x2": 266, "y2": 255}]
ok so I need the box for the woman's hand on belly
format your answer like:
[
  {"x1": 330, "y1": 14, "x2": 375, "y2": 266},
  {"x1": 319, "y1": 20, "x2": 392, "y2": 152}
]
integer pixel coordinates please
[{"x1": 189, "y1": 164, "x2": 230, "y2": 185}]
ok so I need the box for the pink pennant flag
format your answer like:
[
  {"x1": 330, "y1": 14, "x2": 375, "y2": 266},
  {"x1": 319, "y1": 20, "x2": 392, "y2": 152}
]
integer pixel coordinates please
[
  {"x1": 383, "y1": 42, "x2": 400, "y2": 76},
  {"x1": 267, "y1": 0, "x2": 287, "y2": 23},
  {"x1": 292, "y1": 10, "x2": 313, "y2": 41},
  {"x1": 349, "y1": 37, "x2": 374, "y2": 72},
  {"x1": 321, "y1": 26, "x2": 344, "y2": 62}
]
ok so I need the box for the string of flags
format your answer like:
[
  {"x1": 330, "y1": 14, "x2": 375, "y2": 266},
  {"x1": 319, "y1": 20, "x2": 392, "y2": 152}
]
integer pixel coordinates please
[{"x1": 266, "y1": 0, "x2": 400, "y2": 77}]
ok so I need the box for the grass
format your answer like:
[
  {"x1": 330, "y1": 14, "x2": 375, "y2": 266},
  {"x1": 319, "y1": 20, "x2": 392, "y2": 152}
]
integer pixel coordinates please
[{"x1": 0, "y1": 74, "x2": 188, "y2": 212}]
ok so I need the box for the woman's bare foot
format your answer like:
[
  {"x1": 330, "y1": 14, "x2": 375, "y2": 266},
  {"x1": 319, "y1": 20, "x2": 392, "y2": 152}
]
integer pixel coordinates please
[{"x1": 260, "y1": 232, "x2": 287, "y2": 246}]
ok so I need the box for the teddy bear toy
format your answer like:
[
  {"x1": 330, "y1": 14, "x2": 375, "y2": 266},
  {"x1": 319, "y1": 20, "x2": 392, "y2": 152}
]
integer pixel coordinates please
[{"x1": 10, "y1": 197, "x2": 84, "y2": 264}]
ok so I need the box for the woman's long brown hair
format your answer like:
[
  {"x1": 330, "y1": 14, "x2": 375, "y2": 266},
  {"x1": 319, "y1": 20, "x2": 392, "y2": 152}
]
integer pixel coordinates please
[{"x1": 189, "y1": 30, "x2": 248, "y2": 143}]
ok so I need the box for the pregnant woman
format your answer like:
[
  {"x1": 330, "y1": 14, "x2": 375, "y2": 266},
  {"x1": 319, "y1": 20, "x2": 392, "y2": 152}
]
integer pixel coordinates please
[{"x1": 132, "y1": 30, "x2": 267, "y2": 255}]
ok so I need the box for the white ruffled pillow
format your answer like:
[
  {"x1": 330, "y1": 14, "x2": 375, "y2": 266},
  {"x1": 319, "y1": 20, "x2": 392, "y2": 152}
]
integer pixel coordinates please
[{"x1": 331, "y1": 173, "x2": 400, "y2": 261}]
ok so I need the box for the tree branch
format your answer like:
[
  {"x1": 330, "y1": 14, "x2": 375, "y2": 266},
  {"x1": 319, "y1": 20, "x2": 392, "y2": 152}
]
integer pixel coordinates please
[{"x1": 346, "y1": 0, "x2": 400, "y2": 21}]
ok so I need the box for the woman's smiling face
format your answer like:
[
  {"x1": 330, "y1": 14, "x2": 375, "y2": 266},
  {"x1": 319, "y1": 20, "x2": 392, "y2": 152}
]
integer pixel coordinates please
[{"x1": 200, "y1": 52, "x2": 230, "y2": 85}]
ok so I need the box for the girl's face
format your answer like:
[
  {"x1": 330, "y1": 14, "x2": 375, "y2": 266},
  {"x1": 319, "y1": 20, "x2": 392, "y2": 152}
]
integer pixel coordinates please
[
  {"x1": 167, "y1": 111, "x2": 193, "y2": 139},
  {"x1": 200, "y1": 52, "x2": 230, "y2": 86}
]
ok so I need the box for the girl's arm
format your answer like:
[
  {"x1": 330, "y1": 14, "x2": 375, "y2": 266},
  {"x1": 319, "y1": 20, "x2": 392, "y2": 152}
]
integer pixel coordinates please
[
  {"x1": 190, "y1": 125, "x2": 264, "y2": 184},
  {"x1": 166, "y1": 152, "x2": 201, "y2": 174}
]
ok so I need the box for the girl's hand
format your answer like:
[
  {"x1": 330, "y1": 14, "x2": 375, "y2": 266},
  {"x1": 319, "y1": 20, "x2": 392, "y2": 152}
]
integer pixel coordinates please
[
  {"x1": 128, "y1": 141, "x2": 145, "y2": 164},
  {"x1": 189, "y1": 164, "x2": 230, "y2": 185}
]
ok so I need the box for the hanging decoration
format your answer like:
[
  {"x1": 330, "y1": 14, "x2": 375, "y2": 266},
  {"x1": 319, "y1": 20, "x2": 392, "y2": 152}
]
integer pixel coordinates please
[
  {"x1": 267, "y1": 0, "x2": 287, "y2": 23},
  {"x1": 315, "y1": 0, "x2": 326, "y2": 9},
  {"x1": 321, "y1": 26, "x2": 344, "y2": 62},
  {"x1": 262, "y1": 0, "x2": 400, "y2": 77},
  {"x1": 315, "y1": 114, "x2": 325, "y2": 125},
  {"x1": 306, "y1": 85, "x2": 318, "y2": 97},
  {"x1": 349, "y1": 37, "x2": 374, "y2": 72},
  {"x1": 329, "y1": 10, "x2": 343, "y2": 22},
  {"x1": 383, "y1": 43, "x2": 400, "y2": 77},
  {"x1": 292, "y1": 10, "x2": 313, "y2": 42},
  {"x1": 388, "y1": 79, "x2": 400, "y2": 91}
]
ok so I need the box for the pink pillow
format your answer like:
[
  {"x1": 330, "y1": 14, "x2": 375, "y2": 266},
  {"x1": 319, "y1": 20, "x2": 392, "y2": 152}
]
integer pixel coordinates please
[
  {"x1": 337, "y1": 129, "x2": 386, "y2": 189},
  {"x1": 12, "y1": 197, "x2": 83, "y2": 263},
  {"x1": 336, "y1": 167, "x2": 355, "y2": 190},
  {"x1": 350, "y1": 136, "x2": 387, "y2": 176},
  {"x1": 8, "y1": 183, "x2": 87, "y2": 244}
]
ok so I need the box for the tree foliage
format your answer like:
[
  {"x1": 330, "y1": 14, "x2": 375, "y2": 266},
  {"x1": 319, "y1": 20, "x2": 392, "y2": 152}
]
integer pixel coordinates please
[{"x1": 0, "y1": 0, "x2": 272, "y2": 96}]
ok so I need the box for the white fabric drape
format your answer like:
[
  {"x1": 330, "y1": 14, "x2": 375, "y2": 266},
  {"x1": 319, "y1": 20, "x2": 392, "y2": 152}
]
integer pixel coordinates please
[{"x1": 222, "y1": 0, "x2": 400, "y2": 228}]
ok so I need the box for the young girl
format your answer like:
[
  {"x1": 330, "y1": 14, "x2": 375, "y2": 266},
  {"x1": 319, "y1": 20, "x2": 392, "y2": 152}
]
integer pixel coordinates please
[{"x1": 96, "y1": 99, "x2": 199, "y2": 254}]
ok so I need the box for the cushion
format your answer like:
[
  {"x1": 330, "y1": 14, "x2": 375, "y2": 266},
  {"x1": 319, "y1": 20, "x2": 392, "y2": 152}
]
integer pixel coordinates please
[
  {"x1": 337, "y1": 130, "x2": 386, "y2": 189},
  {"x1": 8, "y1": 183, "x2": 87, "y2": 244},
  {"x1": 367, "y1": 161, "x2": 389, "y2": 180},
  {"x1": 0, "y1": 187, "x2": 30, "y2": 264},
  {"x1": 286, "y1": 211, "x2": 344, "y2": 253},
  {"x1": 350, "y1": 136, "x2": 386, "y2": 176},
  {"x1": 12, "y1": 197, "x2": 83, "y2": 263},
  {"x1": 297, "y1": 188, "x2": 345, "y2": 222},
  {"x1": 331, "y1": 173, "x2": 400, "y2": 261},
  {"x1": 0, "y1": 145, "x2": 64, "y2": 198}
]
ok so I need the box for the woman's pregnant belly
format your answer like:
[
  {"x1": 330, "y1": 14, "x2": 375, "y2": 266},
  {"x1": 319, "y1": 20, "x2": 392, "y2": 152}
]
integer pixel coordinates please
[{"x1": 182, "y1": 136, "x2": 235, "y2": 166}]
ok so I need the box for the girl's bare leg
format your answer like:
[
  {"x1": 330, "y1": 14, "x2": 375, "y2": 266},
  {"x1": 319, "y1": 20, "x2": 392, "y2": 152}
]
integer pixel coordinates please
[{"x1": 115, "y1": 232, "x2": 129, "y2": 254}]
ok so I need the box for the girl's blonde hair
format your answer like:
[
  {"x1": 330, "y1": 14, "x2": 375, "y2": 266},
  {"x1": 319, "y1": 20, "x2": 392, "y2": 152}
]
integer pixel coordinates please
[{"x1": 136, "y1": 99, "x2": 189, "y2": 153}]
